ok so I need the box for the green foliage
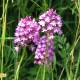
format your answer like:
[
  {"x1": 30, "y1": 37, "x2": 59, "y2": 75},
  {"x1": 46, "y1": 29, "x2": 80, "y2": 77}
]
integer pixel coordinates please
[{"x1": 0, "y1": 0, "x2": 80, "y2": 80}]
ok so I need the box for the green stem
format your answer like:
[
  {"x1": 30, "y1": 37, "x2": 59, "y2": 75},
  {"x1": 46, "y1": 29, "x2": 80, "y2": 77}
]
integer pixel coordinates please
[
  {"x1": 14, "y1": 47, "x2": 26, "y2": 80},
  {"x1": 70, "y1": 2, "x2": 80, "y2": 80},
  {"x1": 35, "y1": 65, "x2": 41, "y2": 80},
  {"x1": 43, "y1": 0, "x2": 47, "y2": 11},
  {"x1": 42, "y1": 64, "x2": 46, "y2": 80},
  {"x1": 51, "y1": 64, "x2": 54, "y2": 80},
  {"x1": 74, "y1": 51, "x2": 80, "y2": 80},
  {"x1": 1, "y1": 0, "x2": 8, "y2": 80},
  {"x1": 1, "y1": 1, "x2": 5, "y2": 79}
]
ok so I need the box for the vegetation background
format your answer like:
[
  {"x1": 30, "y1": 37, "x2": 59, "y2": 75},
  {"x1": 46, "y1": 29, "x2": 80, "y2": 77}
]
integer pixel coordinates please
[{"x1": 0, "y1": 0, "x2": 80, "y2": 80}]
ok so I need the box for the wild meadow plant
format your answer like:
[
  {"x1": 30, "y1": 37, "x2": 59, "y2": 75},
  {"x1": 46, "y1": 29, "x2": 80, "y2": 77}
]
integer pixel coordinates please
[
  {"x1": 0, "y1": 0, "x2": 80, "y2": 80},
  {"x1": 13, "y1": 9, "x2": 62, "y2": 80}
]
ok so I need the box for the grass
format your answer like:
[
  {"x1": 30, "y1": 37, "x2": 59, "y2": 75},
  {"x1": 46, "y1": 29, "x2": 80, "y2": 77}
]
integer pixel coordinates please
[{"x1": 0, "y1": 0, "x2": 80, "y2": 80}]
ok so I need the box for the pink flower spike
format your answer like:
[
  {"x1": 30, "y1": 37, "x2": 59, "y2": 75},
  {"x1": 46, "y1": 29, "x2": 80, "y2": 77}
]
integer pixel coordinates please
[
  {"x1": 14, "y1": 16, "x2": 40, "y2": 48},
  {"x1": 38, "y1": 8, "x2": 62, "y2": 35}
]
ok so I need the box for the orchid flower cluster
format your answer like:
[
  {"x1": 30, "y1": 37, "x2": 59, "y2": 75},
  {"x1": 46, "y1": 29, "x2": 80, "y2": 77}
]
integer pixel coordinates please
[{"x1": 14, "y1": 9, "x2": 62, "y2": 66}]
